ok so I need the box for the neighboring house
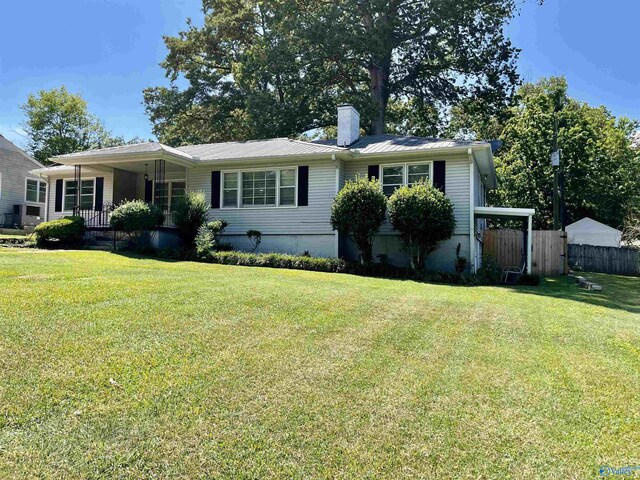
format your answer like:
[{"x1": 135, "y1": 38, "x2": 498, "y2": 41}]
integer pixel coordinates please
[
  {"x1": 566, "y1": 217, "x2": 622, "y2": 247},
  {"x1": 30, "y1": 105, "x2": 534, "y2": 272},
  {"x1": 0, "y1": 134, "x2": 47, "y2": 228}
]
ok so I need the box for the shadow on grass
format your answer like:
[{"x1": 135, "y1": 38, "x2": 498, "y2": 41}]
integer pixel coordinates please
[
  {"x1": 111, "y1": 250, "x2": 640, "y2": 313},
  {"x1": 507, "y1": 273, "x2": 640, "y2": 315}
]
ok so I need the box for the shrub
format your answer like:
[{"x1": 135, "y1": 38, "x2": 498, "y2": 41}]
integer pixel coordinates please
[
  {"x1": 207, "y1": 219, "x2": 228, "y2": 243},
  {"x1": 172, "y1": 191, "x2": 210, "y2": 247},
  {"x1": 246, "y1": 230, "x2": 262, "y2": 252},
  {"x1": 517, "y1": 273, "x2": 541, "y2": 286},
  {"x1": 34, "y1": 216, "x2": 85, "y2": 248},
  {"x1": 476, "y1": 256, "x2": 503, "y2": 285},
  {"x1": 331, "y1": 176, "x2": 387, "y2": 263},
  {"x1": 195, "y1": 219, "x2": 230, "y2": 260},
  {"x1": 110, "y1": 200, "x2": 164, "y2": 247},
  {"x1": 387, "y1": 181, "x2": 456, "y2": 270},
  {"x1": 197, "y1": 250, "x2": 485, "y2": 285}
]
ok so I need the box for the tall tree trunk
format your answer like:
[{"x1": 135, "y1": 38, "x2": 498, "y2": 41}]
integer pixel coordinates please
[{"x1": 369, "y1": 57, "x2": 391, "y2": 135}]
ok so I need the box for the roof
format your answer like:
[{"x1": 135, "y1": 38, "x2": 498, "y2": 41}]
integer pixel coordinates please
[
  {"x1": 566, "y1": 217, "x2": 622, "y2": 234},
  {"x1": 0, "y1": 134, "x2": 44, "y2": 168},
  {"x1": 54, "y1": 142, "x2": 193, "y2": 161},
  {"x1": 312, "y1": 134, "x2": 487, "y2": 154},
  {"x1": 177, "y1": 137, "x2": 344, "y2": 160}
]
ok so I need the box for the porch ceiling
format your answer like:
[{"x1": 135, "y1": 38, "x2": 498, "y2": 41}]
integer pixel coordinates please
[{"x1": 104, "y1": 160, "x2": 186, "y2": 174}]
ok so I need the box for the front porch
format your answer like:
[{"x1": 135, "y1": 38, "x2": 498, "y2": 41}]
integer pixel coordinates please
[{"x1": 65, "y1": 159, "x2": 188, "y2": 229}]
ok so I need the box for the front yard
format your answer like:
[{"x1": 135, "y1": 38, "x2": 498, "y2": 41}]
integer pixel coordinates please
[{"x1": 0, "y1": 249, "x2": 638, "y2": 478}]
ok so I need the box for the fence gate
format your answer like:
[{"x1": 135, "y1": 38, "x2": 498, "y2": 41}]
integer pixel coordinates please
[{"x1": 483, "y1": 229, "x2": 566, "y2": 276}]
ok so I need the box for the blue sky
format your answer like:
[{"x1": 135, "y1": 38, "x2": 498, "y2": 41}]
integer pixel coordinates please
[{"x1": 1, "y1": 0, "x2": 639, "y2": 147}]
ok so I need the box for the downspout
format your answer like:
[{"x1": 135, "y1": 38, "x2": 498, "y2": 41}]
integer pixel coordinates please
[{"x1": 468, "y1": 148, "x2": 476, "y2": 274}]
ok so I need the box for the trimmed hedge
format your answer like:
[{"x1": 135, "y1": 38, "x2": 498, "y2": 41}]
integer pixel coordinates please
[
  {"x1": 197, "y1": 251, "x2": 479, "y2": 285},
  {"x1": 34, "y1": 216, "x2": 85, "y2": 248}
]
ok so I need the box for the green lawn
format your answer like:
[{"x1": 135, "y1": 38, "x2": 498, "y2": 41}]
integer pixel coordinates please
[{"x1": 0, "y1": 249, "x2": 638, "y2": 479}]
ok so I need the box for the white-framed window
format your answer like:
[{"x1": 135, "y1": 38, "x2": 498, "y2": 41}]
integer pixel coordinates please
[
  {"x1": 222, "y1": 167, "x2": 297, "y2": 208},
  {"x1": 64, "y1": 178, "x2": 95, "y2": 211},
  {"x1": 25, "y1": 178, "x2": 47, "y2": 204},
  {"x1": 381, "y1": 161, "x2": 432, "y2": 196},
  {"x1": 154, "y1": 180, "x2": 186, "y2": 211}
]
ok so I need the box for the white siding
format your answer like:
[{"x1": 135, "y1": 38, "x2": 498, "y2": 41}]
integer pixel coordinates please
[
  {"x1": 473, "y1": 161, "x2": 487, "y2": 238},
  {"x1": 187, "y1": 158, "x2": 337, "y2": 235},
  {"x1": 344, "y1": 152, "x2": 471, "y2": 235},
  {"x1": 46, "y1": 172, "x2": 114, "y2": 221},
  {"x1": 0, "y1": 140, "x2": 45, "y2": 226}
]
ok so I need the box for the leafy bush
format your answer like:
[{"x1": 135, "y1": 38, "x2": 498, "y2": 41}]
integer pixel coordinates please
[
  {"x1": 195, "y1": 219, "x2": 230, "y2": 260},
  {"x1": 34, "y1": 216, "x2": 85, "y2": 248},
  {"x1": 476, "y1": 256, "x2": 503, "y2": 285},
  {"x1": 110, "y1": 200, "x2": 164, "y2": 248},
  {"x1": 331, "y1": 176, "x2": 387, "y2": 263},
  {"x1": 207, "y1": 219, "x2": 228, "y2": 243},
  {"x1": 196, "y1": 251, "x2": 486, "y2": 285},
  {"x1": 517, "y1": 273, "x2": 541, "y2": 286},
  {"x1": 387, "y1": 181, "x2": 456, "y2": 270},
  {"x1": 172, "y1": 191, "x2": 210, "y2": 247},
  {"x1": 110, "y1": 200, "x2": 164, "y2": 232},
  {"x1": 246, "y1": 230, "x2": 262, "y2": 252}
]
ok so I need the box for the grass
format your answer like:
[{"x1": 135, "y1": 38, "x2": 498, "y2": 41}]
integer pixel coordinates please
[{"x1": 0, "y1": 249, "x2": 638, "y2": 479}]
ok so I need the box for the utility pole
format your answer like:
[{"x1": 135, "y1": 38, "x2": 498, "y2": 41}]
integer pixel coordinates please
[{"x1": 551, "y1": 113, "x2": 561, "y2": 230}]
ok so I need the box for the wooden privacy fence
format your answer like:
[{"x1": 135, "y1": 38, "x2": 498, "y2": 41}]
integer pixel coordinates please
[
  {"x1": 483, "y1": 229, "x2": 566, "y2": 276},
  {"x1": 568, "y1": 244, "x2": 640, "y2": 276}
]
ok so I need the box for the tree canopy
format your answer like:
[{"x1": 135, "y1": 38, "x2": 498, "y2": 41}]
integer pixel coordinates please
[
  {"x1": 21, "y1": 86, "x2": 143, "y2": 165},
  {"x1": 144, "y1": 0, "x2": 535, "y2": 145},
  {"x1": 488, "y1": 77, "x2": 640, "y2": 229}
]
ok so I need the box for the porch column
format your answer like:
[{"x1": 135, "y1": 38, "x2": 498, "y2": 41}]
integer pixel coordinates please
[
  {"x1": 73, "y1": 165, "x2": 82, "y2": 214},
  {"x1": 527, "y1": 214, "x2": 533, "y2": 274}
]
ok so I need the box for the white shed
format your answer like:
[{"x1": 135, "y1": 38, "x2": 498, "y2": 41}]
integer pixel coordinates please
[{"x1": 566, "y1": 217, "x2": 621, "y2": 247}]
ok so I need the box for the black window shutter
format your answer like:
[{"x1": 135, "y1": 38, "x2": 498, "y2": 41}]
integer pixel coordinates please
[
  {"x1": 368, "y1": 165, "x2": 380, "y2": 180},
  {"x1": 433, "y1": 161, "x2": 446, "y2": 193},
  {"x1": 55, "y1": 179, "x2": 63, "y2": 212},
  {"x1": 144, "y1": 179, "x2": 153, "y2": 203},
  {"x1": 94, "y1": 177, "x2": 104, "y2": 211},
  {"x1": 297, "y1": 166, "x2": 309, "y2": 206},
  {"x1": 211, "y1": 171, "x2": 221, "y2": 209}
]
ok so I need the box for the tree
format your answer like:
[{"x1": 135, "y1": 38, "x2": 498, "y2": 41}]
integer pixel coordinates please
[
  {"x1": 387, "y1": 182, "x2": 456, "y2": 270},
  {"x1": 144, "y1": 0, "x2": 536, "y2": 145},
  {"x1": 331, "y1": 177, "x2": 387, "y2": 263},
  {"x1": 489, "y1": 77, "x2": 640, "y2": 229},
  {"x1": 622, "y1": 201, "x2": 640, "y2": 248},
  {"x1": 21, "y1": 86, "x2": 140, "y2": 164}
]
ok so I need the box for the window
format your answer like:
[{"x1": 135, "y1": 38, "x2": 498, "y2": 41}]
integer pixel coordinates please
[
  {"x1": 381, "y1": 162, "x2": 432, "y2": 196},
  {"x1": 64, "y1": 179, "x2": 94, "y2": 211},
  {"x1": 242, "y1": 170, "x2": 277, "y2": 207},
  {"x1": 154, "y1": 180, "x2": 186, "y2": 211},
  {"x1": 279, "y1": 169, "x2": 296, "y2": 206},
  {"x1": 222, "y1": 172, "x2": 238, "y2": 207},
  {"x1": 170, "y1": 181, "x2": 186, "y2": 209},
  {"x1": 222, "y1": 167, "x2": 297, "y2": 208},
  {"x1": 25, "y1": 179, "x2": 46, "y2": 204}
]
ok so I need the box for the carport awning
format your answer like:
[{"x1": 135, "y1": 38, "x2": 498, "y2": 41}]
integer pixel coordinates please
[
  {"x1": 474, "y1": 206, "x2": 535, "y2": 274},
  {"x1": 474, "y1": 206, "x2": 535, "y2": 220}
]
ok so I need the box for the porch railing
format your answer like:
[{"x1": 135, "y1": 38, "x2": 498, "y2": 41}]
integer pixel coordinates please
[
  {"x1": 73, "y1": 203, "x2": 115, "y2": 228},
  {"x1": 72, "y1": 202, "x2": 176, "y2": 229}
]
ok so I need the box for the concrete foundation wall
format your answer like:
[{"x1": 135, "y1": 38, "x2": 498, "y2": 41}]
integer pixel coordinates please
[
  {"x1": 342, "y1": 234, "x2": 471, "y2": 272},
  {"x1": 221, "y1": 233, "x2": 336, "y2": 258}
]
